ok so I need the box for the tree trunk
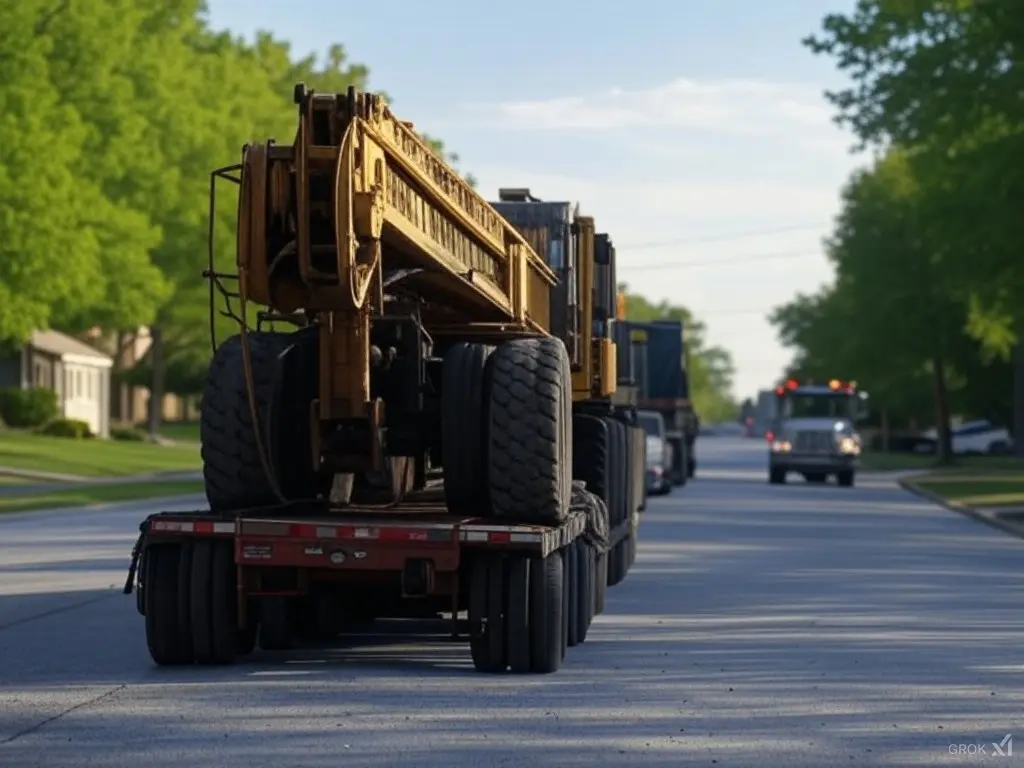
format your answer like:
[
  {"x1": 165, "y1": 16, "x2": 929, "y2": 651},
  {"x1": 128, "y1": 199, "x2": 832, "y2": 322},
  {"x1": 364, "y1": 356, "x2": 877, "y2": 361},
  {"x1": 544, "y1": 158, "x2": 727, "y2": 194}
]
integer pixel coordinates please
[
  {"x1": 931, "y1": 356, "x2": 953, "y2": 465},
  {"x1": 147, "y1": 325, "x2": 165, "y2": 440}
]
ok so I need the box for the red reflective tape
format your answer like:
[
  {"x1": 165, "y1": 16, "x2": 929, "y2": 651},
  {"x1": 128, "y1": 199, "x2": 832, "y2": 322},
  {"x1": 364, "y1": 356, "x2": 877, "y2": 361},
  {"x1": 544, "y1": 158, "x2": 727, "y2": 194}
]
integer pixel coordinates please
[
  {"x1": 488, "y1": 531, "x2": 511, "y2": 544},
  {"x1": 193, "y1": 521, "x2": 214, "y2": 534},
  {"x1": 292, "y1": 524, "x2": 319, "y2": 539},
  {"x1": 379, "y1": 527, "x2": 415, "y2": 542}
]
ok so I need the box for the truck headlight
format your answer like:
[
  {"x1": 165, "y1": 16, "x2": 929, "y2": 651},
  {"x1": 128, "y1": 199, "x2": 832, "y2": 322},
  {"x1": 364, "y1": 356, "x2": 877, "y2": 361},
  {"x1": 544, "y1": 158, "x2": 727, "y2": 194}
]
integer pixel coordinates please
[
  {"x1": 771, "y1": 439, "x2": 792, "y2": 453},
  {"x1": 837, "y1": 436, "x2": 860, "y2": 455}
]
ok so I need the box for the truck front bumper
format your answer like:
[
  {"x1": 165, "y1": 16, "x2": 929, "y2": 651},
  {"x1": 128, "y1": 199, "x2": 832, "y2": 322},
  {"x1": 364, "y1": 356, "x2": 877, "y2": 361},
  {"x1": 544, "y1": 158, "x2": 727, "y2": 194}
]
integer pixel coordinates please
[{"x1": 770, "y1": 452, "x2": 858, "y2": 474}]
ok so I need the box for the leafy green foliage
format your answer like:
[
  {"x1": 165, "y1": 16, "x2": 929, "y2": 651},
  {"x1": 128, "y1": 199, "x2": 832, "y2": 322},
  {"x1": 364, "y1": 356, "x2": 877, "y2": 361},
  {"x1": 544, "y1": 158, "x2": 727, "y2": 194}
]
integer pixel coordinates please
[
  {"x1": 804, "y1": 0, "x2": 1024, "y2": 353},
  {"x1": 620, "y1": 286, "x2": 737, "y2": 422},
  {"x1": 0, "y1": 4, "x2": 478, "y2": 406},
  {"x1": 784, "y1": 1, "x2": 1023, "y2": 449},
  {"x1": 0, "y1": 387, "x2": 60, "y2": 428},
  {"x1": 36, "y1": 417, "x2": 93, "y2": 439}
]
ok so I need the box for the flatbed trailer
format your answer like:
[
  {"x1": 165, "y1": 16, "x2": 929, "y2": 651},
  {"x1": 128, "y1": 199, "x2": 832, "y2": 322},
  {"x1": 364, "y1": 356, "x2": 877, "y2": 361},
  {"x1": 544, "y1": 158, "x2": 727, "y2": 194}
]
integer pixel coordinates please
[
  {"x1": 126, "y1": 85, "x2": 646, "y2": 675},
  {"x1": 126, "y1": 479, "x2": 632, "y2": 674}
]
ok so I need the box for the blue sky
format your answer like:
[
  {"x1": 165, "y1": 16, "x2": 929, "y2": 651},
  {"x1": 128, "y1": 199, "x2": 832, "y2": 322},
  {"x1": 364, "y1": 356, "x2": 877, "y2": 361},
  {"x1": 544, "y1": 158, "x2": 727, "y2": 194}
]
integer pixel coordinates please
[{"x1": 206, "y1": 0, "x2": 862, "y2": 401}]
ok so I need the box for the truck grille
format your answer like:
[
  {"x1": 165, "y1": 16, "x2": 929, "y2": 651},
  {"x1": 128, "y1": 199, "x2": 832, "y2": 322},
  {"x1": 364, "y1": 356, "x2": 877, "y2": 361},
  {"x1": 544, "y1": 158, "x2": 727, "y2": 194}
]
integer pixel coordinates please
[{"x1": 794, "y1": 430, "x2": 835, "y2": 454}]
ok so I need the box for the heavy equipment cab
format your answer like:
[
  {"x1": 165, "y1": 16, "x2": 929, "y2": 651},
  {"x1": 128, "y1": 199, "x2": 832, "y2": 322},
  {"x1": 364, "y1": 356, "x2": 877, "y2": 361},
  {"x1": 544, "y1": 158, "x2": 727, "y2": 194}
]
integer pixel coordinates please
[
  {"x1": 768, "y1": 378, "x2": 870, "y2": 487},
  {"x1": 490, "y1": 189, "x2": 616, "y2": 402}
]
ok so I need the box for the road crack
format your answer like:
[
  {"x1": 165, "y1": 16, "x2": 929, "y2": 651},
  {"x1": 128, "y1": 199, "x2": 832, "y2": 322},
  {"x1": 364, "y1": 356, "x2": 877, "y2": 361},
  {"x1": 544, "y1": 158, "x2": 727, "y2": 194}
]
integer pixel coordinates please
[{"x1": 0, "y1": 684, "x2": 127, "y2": 744}]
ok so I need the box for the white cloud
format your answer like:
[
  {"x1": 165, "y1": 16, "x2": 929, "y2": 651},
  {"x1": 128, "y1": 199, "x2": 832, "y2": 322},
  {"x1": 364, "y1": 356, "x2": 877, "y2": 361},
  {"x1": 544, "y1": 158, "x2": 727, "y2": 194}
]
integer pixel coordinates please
[
  {"x1": 443, "y1": 77, "x2": 865, "y2": 400},
  {"x1": 462, "y1": 77, "x2": 837, "y2": 141}
]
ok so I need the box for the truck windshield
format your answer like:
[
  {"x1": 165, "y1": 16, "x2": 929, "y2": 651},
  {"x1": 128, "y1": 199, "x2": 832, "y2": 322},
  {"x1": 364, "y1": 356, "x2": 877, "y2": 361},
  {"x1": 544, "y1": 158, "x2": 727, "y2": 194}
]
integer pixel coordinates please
[
  {"x1": 638, "y1": 413, "x2": 663, "y2": 436},
  {"x1": 783, "y1": 394, "x2": 854, "y2": 419}
]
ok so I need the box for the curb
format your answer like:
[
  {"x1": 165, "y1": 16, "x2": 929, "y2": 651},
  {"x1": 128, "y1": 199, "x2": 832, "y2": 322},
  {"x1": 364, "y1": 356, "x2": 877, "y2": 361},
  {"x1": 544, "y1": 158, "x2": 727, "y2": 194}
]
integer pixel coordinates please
[{"x1": 899, "y1": 478, "x2": 1024, "y2": 541}]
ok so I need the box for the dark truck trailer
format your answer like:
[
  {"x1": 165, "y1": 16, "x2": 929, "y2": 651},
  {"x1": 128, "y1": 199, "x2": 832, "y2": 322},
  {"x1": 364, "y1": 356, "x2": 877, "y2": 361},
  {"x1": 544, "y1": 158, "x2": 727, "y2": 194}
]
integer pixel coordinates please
[
  {"x1": 491, "y1": 192, "x2": 644, "y2": 588},
  {"x1": 127, "y1": 478, "x2": 625, "y2": 675},
  {"x1": 620, "y1": 319, "x2": 697, "y2": 485}
]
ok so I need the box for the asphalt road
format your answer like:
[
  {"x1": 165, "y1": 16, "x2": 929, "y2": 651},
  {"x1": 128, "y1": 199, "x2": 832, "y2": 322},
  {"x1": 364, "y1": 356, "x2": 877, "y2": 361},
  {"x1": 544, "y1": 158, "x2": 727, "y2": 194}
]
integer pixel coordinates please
[{"x1": 1, "y1": 438, "x2": 1022, "y2": 767}]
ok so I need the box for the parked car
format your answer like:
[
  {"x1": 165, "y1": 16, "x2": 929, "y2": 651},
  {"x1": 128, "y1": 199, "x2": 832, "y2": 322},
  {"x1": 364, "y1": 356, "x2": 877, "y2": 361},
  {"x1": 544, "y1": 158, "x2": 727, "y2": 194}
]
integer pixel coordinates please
[
  {"x1": 920, "y1": 419, "x2": 1012, "y2": 455},
  {"x1": 638, "y1": 410, "x2": 673, "y2": 495}
]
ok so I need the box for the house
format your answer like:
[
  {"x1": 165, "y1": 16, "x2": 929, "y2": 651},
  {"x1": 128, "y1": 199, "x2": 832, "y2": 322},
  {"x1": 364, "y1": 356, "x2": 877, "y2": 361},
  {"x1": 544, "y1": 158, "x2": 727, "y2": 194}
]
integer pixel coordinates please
[
  {"x1": 82, "y1": 326, "x2": 196, "y2": 425},
  {"x1": 0, "y1": 330, "x2": 113, "y2": 437}
]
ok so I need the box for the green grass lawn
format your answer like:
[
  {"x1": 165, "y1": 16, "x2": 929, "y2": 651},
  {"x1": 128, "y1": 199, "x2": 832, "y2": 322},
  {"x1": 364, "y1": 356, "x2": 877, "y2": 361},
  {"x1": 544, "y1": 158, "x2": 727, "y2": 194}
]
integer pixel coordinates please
[
  {"x1": 155, "y1": 421, "x2": 200, "y2": 443},
  {"x1": 860, "y1": 450, "x2": 1024, "y2": 472},
  {"x1": 0, "y1": 431, "x2": 200, "y2": 477},
  {"x1": 908, "y1": 468, "x2": 1024, "y2": 508},
  {"x1": 0, "y1": 480, "x2": 206, "y2": 514}
]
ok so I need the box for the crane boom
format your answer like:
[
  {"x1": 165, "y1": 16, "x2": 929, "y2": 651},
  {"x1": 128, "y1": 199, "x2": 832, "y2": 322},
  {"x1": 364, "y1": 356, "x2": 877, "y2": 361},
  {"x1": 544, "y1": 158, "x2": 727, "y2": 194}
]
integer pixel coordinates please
[
  {"x1": 236, "y1": 85, "x2": 555, "y2": 330},
  {"x1": 218, "y1": 84, "x2": 558, "y2": 475}
]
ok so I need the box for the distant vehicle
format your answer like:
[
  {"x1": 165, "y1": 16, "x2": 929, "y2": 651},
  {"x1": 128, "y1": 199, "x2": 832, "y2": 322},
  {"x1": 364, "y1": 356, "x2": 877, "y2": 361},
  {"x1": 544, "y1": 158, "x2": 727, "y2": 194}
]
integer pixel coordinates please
[
  {"x1": 921, "y1": 420, "x2": 1012, "y2": 455},
  {"x1": 767, "y1": 378, "x2": 870, "y2": 487},
  {"x1": 749, "y1": 389, "x2": 778, "y2": 438},
  {"x1": 638, "y1": 410, "x2": 673, "y2": 495},
  {"x1": 619, "y1": 320, "x2": 697, "y2": 484}
]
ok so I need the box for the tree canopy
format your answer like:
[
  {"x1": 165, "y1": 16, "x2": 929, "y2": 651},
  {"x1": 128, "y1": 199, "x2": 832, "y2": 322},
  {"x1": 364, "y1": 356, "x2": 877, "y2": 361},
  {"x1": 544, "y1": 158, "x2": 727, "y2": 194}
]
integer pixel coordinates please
[
  {"x1": 0, "y1": 2, "x2": 473, "y2": 420},
  {"x1": 620, "y1": 287, "x2": 738, "y2": 423},
  {"x1": 769, "y1": 0, "x2": 1023, "y2": 457},
  {"x1": 1, "y1": 3, "x2": 722, "y2": 434}
]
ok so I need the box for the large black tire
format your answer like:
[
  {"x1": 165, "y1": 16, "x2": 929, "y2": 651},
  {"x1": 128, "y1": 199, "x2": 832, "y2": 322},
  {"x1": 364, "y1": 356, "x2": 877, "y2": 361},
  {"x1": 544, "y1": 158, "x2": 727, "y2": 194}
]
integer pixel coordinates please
[
  {"x1": 442, "y1": 343, "x2": 494, "y2": 516},
  {"x1": 576, "y1": 542, "x2": 592, "y2": 643},
  {"x1": 608, "y1": 538, "x2": 629, "y2": 588},
  {"x1": 144, "y1": 545, "x2": 190, "y2": 666},
  {"x1": 769, "y1": 467, "x2": 787, "y2": 485},
  {"x1": 837, "y1": 470, "x2": 855, "y2": 488},
  {"x1": 175, "y1": 541, "x2": 195, "y2": 662},
  {"x1": 189, "y1": 540, "x2": 237, "y2": 665},
  {"x1": 469, "y1": 556, "x2": 507, "y2": 673},
  {"x1": 688, "y1": 455, "x2": 696, "y2": 479},
  {"x1": 566, "y1": 543, "x2": 579, "y2": 648},
  {"x1": 674, "y1": 438, "x2": 688, "y2": 487},
  {"x1": 505, "y1": 558, "x2": 531, "y2": 674},
  {"x1": 594, "y1": 551, "x2": 608, "y2": 614},
  {"x1": 528, "y1": 550, "x2": 564, "y2": 674},
  {"x1": 572, "y1": 415, "x2": 610, "y2": 509},
  {"x1": 628, "y1": 425, "x2": 645, "y2": 514},
  {"x1": 601, "y1": 418, "x2": 623, "y2": 528},
  {"x1": 201, "y1": 330, "x2": 327, "y2": 512},
  {"x1": 489, "y1": 338, "x2": 572, "y2": 524}
]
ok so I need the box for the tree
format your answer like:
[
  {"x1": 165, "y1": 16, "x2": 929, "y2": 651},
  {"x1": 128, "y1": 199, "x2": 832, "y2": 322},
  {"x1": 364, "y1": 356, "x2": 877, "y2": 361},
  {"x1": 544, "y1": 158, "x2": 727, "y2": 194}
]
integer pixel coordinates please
[
  {"x1": 770, "y1": 150, "x2": 971, "y2": 460},
  {"x1": 0, "y1": 2, "x2": 161, "y2": 345},
  {"x1": 619, "y1": 286, "x2": 738, "y2": 422},
  {"x1": 805, "y1": 0, "x2": 1024, "y2": 452}
]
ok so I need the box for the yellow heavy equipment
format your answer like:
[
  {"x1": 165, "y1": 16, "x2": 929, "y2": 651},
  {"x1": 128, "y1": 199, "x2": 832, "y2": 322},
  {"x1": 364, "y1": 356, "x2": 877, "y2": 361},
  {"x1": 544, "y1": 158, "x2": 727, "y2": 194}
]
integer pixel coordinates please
[
  {"x1": 128, "y1": 85, "x2": 637, "y2": 675},
  {"x1": 203, "y1": 85, "x2": 568, "y2": 521}
]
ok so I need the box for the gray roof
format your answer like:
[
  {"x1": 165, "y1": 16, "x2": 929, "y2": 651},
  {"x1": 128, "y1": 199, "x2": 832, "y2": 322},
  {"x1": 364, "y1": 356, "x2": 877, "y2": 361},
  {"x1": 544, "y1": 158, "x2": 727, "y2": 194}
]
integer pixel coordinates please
[{"x1": 29, "y1": 330, "x2": 112, "y2": 361}]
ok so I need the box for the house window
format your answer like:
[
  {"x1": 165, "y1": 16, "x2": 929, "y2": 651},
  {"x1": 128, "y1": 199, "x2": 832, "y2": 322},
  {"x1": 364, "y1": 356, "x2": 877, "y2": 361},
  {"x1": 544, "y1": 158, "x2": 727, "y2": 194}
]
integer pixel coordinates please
[{"x1": 33, "y1": 361, "x2": 46, "y2": 387}]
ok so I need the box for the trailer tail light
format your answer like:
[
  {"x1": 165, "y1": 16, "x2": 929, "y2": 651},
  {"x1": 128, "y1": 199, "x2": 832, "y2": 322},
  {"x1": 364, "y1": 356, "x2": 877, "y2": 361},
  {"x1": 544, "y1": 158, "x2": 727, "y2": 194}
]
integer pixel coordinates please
[
  {"x1": 765, "y1": 431, "x2": 775, "y2": 442},
  {"x1": 149, "y1": 519, "x2": 234, "y2": 535},
  {"x1": 238, "y1": 519, "x2": 456, "y2": 544}
]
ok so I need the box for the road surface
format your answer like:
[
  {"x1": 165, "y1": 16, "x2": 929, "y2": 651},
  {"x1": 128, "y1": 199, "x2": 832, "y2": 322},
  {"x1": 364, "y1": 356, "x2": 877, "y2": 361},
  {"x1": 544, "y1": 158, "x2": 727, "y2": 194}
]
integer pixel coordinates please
[{"x1": 1, "y1": 438, "x2": 1022, "y2": 767}]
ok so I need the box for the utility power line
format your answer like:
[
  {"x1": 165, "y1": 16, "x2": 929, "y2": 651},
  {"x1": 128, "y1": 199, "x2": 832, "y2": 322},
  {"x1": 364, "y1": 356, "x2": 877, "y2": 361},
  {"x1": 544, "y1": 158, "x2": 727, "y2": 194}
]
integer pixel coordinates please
[
  {"x1": 619, "y1": 222, "x2": 829, "y2": 250},
  {"x1": 624, "y1": 249, "x2": 821, "y2": 272}
]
